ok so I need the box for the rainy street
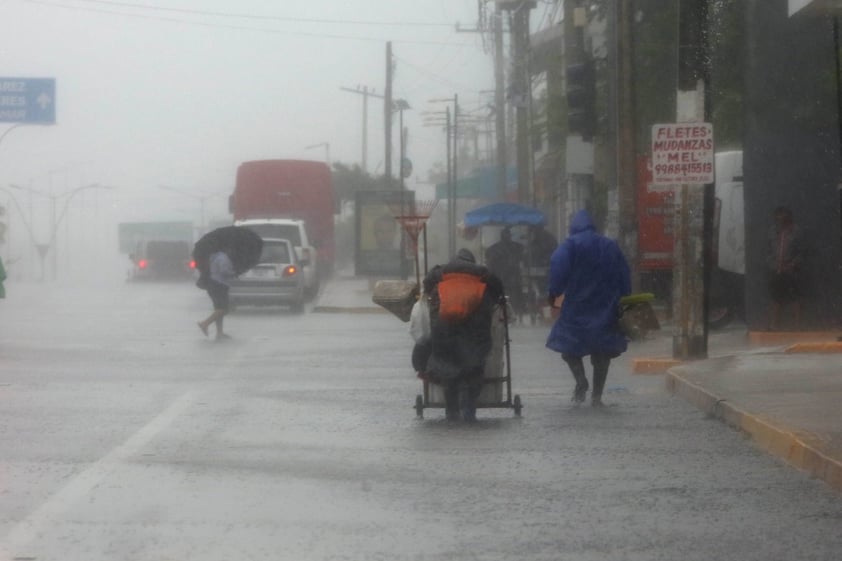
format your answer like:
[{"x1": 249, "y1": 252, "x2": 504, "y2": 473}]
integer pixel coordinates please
[{"x1": 1, "y1": 280, "x2": 841, "y2": 561}]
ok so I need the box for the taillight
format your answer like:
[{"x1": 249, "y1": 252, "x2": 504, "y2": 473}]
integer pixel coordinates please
[
  {"x1": 138, "y1": 259, "x2": 148, "y2": 269},
  {"x1": 189, "y1": 260, "x2": 196, "y2": 269},
  {"x1": 283, "y1": 265, "x2": 298, "y2": 277}
]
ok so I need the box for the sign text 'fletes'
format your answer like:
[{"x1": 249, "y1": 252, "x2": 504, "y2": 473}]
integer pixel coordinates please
[
  {"x1": 651, "y1": 123, "x2": 714, "y2": 185},
  {"x1": 0, "y1": 78, "x2": 56, "y2": 124}
]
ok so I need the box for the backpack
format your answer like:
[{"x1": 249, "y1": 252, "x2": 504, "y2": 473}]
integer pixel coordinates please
[{"x1": 437, "y1": 272, "x2": 487, "y2": 324}]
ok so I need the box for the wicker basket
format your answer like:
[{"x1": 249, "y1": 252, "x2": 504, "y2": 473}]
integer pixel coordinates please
[{"x1": 372, "y1": 280, "x2": 419, "y2": 322}]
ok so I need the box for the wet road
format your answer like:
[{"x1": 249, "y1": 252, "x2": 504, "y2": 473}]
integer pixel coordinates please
[{"x1": 1, "y1": 280, "x2": 841, "y2": 561}]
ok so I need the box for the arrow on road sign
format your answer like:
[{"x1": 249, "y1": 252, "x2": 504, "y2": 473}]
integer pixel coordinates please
[{"x1": 37, "y1": 92, "x2": 52, "y2": 110}]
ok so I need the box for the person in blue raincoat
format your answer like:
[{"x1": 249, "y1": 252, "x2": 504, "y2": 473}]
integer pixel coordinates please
[{"x1": 546, "y1": 210, "x2": 631, "y2": 406}]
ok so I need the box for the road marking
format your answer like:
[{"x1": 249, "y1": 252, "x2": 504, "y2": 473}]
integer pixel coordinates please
[{"x1": 0, "y1": 391, "x2": 196, "y2": 561}]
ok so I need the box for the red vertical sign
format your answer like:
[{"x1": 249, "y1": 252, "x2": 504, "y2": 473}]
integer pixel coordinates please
[{"x1": 637, "y1": 156, "x2": 675, "y2": 270}]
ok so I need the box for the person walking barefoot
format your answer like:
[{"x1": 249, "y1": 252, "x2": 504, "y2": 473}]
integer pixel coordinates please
[{"x1": 198, "y1": 247, "x2": 236, "y2": 340}]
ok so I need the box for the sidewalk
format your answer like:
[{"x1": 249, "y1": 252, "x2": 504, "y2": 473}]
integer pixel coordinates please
[
  {"x1": 312, "y1": 274, "x2": 386, "y2": 314},
  {"x1": 667, "y1": 350, "x2": 842, "y2": 492}
]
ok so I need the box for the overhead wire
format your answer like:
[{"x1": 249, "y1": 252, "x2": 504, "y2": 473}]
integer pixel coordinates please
[
  {"x1": 395, "y1": 55, "x2": 487, "y2": 95},
  {"x1": 24, "y1": 0, "x2": 457, "y2": 27},
  {"x1": 17, "y1": 0, "x2": 477, "y2": 47}
]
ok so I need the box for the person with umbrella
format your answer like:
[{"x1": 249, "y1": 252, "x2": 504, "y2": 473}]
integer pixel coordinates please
[
  {"x1": 194, "y1": 226, "x2": 263, "y2": 340},
  {"x1": 485, "y1": 227, "x2": 525, "y2": 320},
  {"x1": 197, "y1": 244, "x2": 237, "y2": 340}
]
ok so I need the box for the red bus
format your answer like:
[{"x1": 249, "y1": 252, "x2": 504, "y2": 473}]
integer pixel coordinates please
[{"x1": 229, "y1": 160, "x2": 335, "y2": 274}]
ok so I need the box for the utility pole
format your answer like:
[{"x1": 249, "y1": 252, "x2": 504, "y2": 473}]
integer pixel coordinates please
[
  {"x1": 673, "y1": 0, "x2": 712, "y2": 360},
  {"x1": 385, "y1": 42, "x2": 394, "y2": 185},
  {"x1": 616, "y1": 0, "x2": 638, "y2": 288},
  {"x1": 494, "y1": 6, "x2": 508, "y2": 199},
  {"x1": 453, "y1": 94, "x2": 459, "y2": 237},
  {"x1": 340, "y1": 85, "x2": 381, "y2": 173},
  {"x1": 447, "y1": 107, "x2": 455, "y2": 258},
  {"x1": 510, "y1": 1, "x2": 535, "y2": 204}
]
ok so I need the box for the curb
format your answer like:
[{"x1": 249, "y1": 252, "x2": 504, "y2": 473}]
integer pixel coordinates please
[
  {"x1": 785, "y1": 342, "x2": 842, "y2": 354},
  {"x1": 632, "y1": 357, "x2": 683, "y2": 375},
  {"x1": 666, "y1": 367, "x2": 842, "y2": 493},
  {"x1": 748, "y1": 330, "x2": 841, "y2": 346}
]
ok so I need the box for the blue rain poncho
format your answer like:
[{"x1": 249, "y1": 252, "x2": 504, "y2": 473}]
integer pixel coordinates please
[{"x1": 546, "y1": 210, "x2": 631, "y2": 357}]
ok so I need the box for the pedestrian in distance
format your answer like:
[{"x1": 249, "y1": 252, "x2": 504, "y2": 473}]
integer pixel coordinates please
[
  {"x1": 422, "y1": 249, "x2": 505, "y2": 421},
  {"x1": 526, "y1": 224, "x2": 559, "y2": 319},
  {"x1": 485, "y1": 227, "x2": 525, "y2": 321},
  {"x1": 766, "y1": 205, "x2": 805, "y2": 331},
  {"x1": 198, "y1": 246, "x2": 237, "y2": 340},
  {"x1": 528, "y1": 224, "x2": 558, "y2": 271},
  {"x1": 546, "y1": 210, "x2": 631, "y2": 407}
]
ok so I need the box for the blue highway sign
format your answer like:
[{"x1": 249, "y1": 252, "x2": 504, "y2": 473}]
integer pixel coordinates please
[{"x1": 0, "y1": 78, "x2": 56, "y2": 124}]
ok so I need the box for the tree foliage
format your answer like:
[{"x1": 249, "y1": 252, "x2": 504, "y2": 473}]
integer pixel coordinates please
[{"x1": 330, "y1": 162, "x2": 400, "y2": 210}]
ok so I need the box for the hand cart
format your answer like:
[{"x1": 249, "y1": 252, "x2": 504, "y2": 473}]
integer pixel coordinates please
[{"x1": 415, "y1": 301, "x2": 523, "y2": 418}]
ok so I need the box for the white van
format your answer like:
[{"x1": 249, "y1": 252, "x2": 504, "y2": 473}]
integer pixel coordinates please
[
  {"x1": 711, "y1": 150, "x2": 745, "y2": 327},
  {"x1": 234, "y1": 218, "x2": 319, "y2": 297},
  {"x1": 714, "y1": 150, "x2": 744, "y2": 276}
]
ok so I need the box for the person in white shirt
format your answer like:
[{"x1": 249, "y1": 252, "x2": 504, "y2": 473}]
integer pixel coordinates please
[{"x1": 197, "y1": 249, "x2": 236, "y2": 340}]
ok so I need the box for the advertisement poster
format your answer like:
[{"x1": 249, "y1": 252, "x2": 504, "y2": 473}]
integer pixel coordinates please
[
  {"x1": 637, "y1": 156, "x2": 675, "y2": 270},
  {"x1": 355, "y1": 190, "x2": 414, "y2": 277},
  {"x1": 651, "y1": 123, "x2": 714, "y2": 185}
]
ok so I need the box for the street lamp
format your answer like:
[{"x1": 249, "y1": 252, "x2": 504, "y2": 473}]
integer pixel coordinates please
[
  {"x1": 304, "y1": 142, "x2": 331, "y2": 167},
  {"x1": 7, "y1": 181, "x2": 112, "y2": 281},
  {"x1": 8, "y1": 183, "x2": 50, "y2": 280},
  {"x1": 51, "y1": 183, "x2": 115, "y2": 280}
]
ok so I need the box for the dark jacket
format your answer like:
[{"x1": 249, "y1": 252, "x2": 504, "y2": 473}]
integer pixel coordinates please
[
  {"x1": 546, "y1": 210, "x2": 631, "y2": 357},
  {"x1": 766, "y1": 224, "x2": 805, "y2": 274},
  {"x1": 422, "y1": 253, "x2": 504, "y2": 384}
]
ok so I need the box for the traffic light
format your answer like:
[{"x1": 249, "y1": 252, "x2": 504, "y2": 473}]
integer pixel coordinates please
[{"x1": 566, "y1": 59, "x2": 596, "y2": 141}]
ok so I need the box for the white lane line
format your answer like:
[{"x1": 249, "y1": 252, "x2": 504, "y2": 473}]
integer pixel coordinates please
[{"x1": 0, "y1": 391, "x2": 197, "y2": 561}]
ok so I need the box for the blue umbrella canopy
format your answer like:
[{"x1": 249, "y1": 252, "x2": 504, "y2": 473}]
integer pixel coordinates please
[{"x1": 463, "y1": 203, "x2": 546, "y2": 228}]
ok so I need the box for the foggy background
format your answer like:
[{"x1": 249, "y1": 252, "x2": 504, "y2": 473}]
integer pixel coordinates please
[{"x1": 0, "y1": 0, "x2": 496, "y2": 282}]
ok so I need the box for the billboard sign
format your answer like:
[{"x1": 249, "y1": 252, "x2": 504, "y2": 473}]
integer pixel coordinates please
[
  {"x1": 637, "y1": 156, "x2": 675, "y2": 270},
  {"x1": 354, "y1": 190, "x2": 414, "y2": 278},
  {"x1": 0, "y1": 78, "x2": 56, "y2": 123},
  {"x1": 651, "y1": 123, "x2": 714, "y2": 185}
]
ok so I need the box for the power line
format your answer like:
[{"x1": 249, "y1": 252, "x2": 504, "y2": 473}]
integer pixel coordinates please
[
  {"x1": 26, "y1": 0, "x2": 456, "y2": 27},
  {"x1": 19, "y1": 0, "x2": 477, "y2": 46},
  {"x1": 394, "y1": 55, "x2": 485, "y2": 93}
]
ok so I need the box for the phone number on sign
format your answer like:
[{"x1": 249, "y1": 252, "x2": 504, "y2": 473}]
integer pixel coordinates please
[{"x1": 654, "y1": 162, "x2": 712, "y2": 176}]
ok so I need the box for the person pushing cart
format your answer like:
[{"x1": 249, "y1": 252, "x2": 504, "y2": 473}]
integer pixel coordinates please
[{"x1": 413, "y1": 248, "x2": 519, "y2": 421}]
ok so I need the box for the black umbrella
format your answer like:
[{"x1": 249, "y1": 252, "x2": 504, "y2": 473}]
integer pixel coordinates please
[{"x1": 193, "y1": 226, "x2": 263, "y2": 288}]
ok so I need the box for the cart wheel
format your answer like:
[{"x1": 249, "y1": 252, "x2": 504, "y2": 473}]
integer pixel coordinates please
[
  {"x1": 415, "y1": 395, "x2": 424, "y2": 419},
  {"x1": 513, "y1": 394, "x2": 523, "y2": 417}
]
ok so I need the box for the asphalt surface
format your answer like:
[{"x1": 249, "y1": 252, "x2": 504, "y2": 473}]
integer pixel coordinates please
[{"x1": 1, "y1": 279, "x2": 841, "y2": 561}]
